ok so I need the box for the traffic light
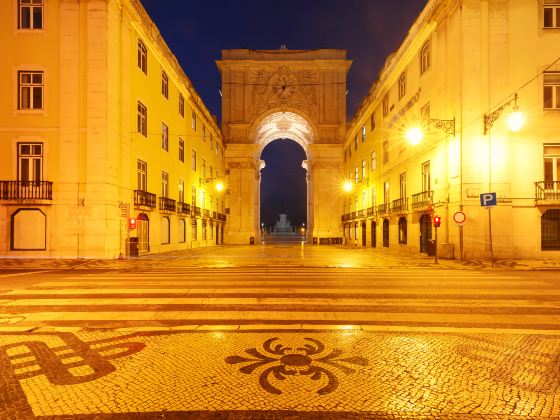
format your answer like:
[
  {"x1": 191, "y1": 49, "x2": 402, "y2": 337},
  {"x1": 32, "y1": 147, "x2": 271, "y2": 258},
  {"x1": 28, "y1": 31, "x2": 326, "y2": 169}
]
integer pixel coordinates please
[
  {"x1": 433, "y1": 215, "x2": 441, "y2": 228},
  {"x1": 128, "y1": 217, "x2": 137, "y2": 230}
]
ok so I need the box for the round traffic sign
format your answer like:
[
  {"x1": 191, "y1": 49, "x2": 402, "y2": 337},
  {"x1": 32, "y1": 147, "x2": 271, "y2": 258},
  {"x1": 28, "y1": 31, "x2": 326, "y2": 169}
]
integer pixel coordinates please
[{"x1": 453, "y1": 211, "x2": 466, "y2": 225}]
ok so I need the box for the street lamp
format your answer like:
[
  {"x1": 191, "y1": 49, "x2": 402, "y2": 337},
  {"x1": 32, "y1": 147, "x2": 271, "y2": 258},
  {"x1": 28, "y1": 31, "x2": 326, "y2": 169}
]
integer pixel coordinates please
[
  {"x1": 200, "y1": 177, "x2": 224, "y2": 192},
  {"x1": 406, "y1": 118, "x2": 456, "y2": 145},
  {"x1": 343, "y1": 180, "x2": 353, "y2": 192}
]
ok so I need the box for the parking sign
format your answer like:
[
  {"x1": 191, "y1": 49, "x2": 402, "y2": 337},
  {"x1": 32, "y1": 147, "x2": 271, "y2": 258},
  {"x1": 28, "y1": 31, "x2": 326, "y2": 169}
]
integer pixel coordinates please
[{"x1": 480, "y1": 192, "x2": 497, "y2": 207}]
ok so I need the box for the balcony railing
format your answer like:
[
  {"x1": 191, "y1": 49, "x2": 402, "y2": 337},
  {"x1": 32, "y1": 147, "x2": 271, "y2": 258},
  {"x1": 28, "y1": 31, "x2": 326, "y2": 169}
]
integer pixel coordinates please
[
  {"x1": 134, "y1": 190, "x2": 156, "y2": 208},
  {"x1": 411, "y1": 191, "x2": 433, "y2": 210},
  {"x1": 392, "y1": 197, "x2": 408, "y2": 213},
  {"x1": 535, "y1": 181, "x2": 560, "y2": 202},
  {"x1": 0, "y1": 181, "x2": 53, "y2": 200},
  {"x1": 212, "y1": 211, "x2": 217, "y2": 219},
  {"x1": 377, "y1": 202, "x2": 390, "y2": 216},
  {"x1": 193, "y1": 206, "x2": 201, "y2": 217},
  {"x1": 203, "y1": 209, "x2": 210, "y2": 218},
  {"x1": 367, "y1": 207, "x2": 375, "y2": 217},
  {"x1": 177, "y1": 202, "x2": 191, "y2": 215},
  {"x1": 218, "y1": 213, "x2": 226, "y2": 221},
  {"x1": 159, "y1": 197, "x2": 176, "y2": 212}
]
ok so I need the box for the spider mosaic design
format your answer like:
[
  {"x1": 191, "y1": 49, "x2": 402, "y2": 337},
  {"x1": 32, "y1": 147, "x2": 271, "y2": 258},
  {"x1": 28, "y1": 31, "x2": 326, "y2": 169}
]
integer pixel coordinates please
[{"x1": 225, "y1": 337, "x2": 368, "y2": 395}]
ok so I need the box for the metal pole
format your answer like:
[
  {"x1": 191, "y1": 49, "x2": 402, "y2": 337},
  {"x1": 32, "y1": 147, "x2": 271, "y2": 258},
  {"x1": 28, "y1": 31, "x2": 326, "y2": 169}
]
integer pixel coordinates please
[
  {"x1": 488, "y1": 207, "x2": 494, "y2": 267},
  {"x1": 459, "y1": 225, "x2": 463, "y2": 262},
  {"x1": 434, "y1": 226, "x2": 438, "y2": 264}
]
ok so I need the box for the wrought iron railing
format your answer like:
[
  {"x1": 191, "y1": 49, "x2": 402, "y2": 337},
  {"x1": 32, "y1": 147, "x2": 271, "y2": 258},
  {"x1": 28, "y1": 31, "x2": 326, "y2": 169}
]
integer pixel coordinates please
[
  {"x1": 159, "y1": 197, "x2": 176, "y2": 212},
  {"x1": 0, "y1": 181, "x2": 53, "y2": 200},
  {"x1": 212, "y1": 211, "x2": 217, "y2": 219},
  {"x1": 218, "y1": 213, "x2": 226, "y2": 221},
  {"x1": 377, "y1": 203, "x2": 390, "y2": 215},
  {"x1": 177, "y1": 202, "x2": 191, "y2": 214},
  {"x1": 535, "y1": 181, "x2": 560, "y2": 202},
  {"x1": 367, "y1": 207, "x2": 375, "y2": 217},
  {"x1": 392, "y1": 197, "x2": 408, "y2": 213},
  {"x1": 193, "y1": 206, "x2": 201, "y2": 217},
  {"x1": 411, "y1": 191, "x2": 433, "y2": 209},
  {"x1": 203, "y1": 209, "x2": 210, "y2": 218},
  {"x1": 134, "y1": 190, "x2": 156, "y2": 208}
]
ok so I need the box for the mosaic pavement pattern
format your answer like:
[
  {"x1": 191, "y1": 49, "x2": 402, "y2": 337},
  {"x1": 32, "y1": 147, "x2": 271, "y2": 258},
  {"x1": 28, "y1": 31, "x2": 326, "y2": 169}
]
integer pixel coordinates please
[{"x1": 1, "y1": 330, "x2": 560, "y2": 418}]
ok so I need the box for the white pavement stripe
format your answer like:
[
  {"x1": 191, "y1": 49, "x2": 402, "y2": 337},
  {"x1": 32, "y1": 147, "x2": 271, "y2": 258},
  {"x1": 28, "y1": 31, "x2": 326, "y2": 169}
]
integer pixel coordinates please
[
  {"x1": 0, "y1": 270, "x2": 51, "y2": 278},
  {"x1": 21, "y1": 310, "x2": 560, "y2": 324},
  {"x1": 3, "y1": 297, "x2": 559, "y2": 308},
  {"x1": 6, "y1": 287, "x2": 559, "y2": 295}
]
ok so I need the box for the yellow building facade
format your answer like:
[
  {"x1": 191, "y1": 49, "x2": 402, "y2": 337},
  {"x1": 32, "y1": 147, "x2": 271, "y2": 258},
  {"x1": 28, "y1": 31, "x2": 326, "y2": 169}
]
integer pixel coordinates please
[
  {"x1": 0, "y1": 0, "x2": 226, "y2": 258},
  {"x1": 342, "y1": 0, "x2": 560, "y2": 259}
]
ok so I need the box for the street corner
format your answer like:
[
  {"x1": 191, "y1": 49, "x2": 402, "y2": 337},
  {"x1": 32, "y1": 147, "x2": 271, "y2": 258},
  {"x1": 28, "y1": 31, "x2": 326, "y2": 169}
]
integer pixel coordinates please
[{"x1": 1, "y1": 329, "x2": 559, "y2": 418}]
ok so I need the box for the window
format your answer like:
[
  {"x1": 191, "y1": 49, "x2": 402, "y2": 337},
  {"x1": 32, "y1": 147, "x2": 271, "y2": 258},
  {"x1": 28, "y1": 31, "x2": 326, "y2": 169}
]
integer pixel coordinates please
[
  {"x1": 210, "y1": 135, "x2": 213, "y2": 150},
  {"x1": 179, "y1": 219, "x2": 186, "y2": 243},
  {"x1": 354, "y1": 135, "x2": 358, "y2": 150},
  {"x1": 422, "y1": 161, "x2": 431, "y2": 192},
  {"x1": 362, "y1": 159, "x2": 366, "y2": 180},
  {"x1": 18, "y1": 71, "x2": 43, "y2": 110},
  {"x1": 400, "y1": 172, "x2": 407, "y2": 199},
  {"x1": 383, "y1": 181, "x2": 390, "y2": 204},
  {"x1": 137, "y1": 40, "x2": 147, "y2": 74},
  {"x1": 201, "y1": 190, "x2": 206, "y2": 209},
  {"x1": 370, "y1": 112, "x2": 376, "y2": 131},
  {"x1": 215, "y1": 142, "x2": 219, "y2": 157},
  {"x1": 191, "y1": 219, "x2": 197, "y2": 240},
  {"x1": 192, "y1": 110, "x2": 197, "y2": 131},
  {"x1": 361, "y1": 125, "x2": 366, "y2": 142},
  {"x1": 383, "y1": 139, "x2": 388, "y2": 163},
  {"x1": 191, "y1": 185, "x2": 197, "y2": 206},
  {"x1": 161, "y1": 71, "x2": 168, "y2": 99},
  {"x1": 202, "y1": 159, "x2": 206, "y2": 178},
  {"x1": 382, "y1": 94, "x2": 389, "y2": 117},
  {"x1": 202, "y1": 220, "x2": 207, "y2": 240},
  {"x1": 421, "y1": 103, "x2": 431, "y2": 129},
  {"x1": 421, "y1": 40, "x2": 431, "y2": 74},
  {"x1": 544, "y1": 72, "x2": 560, "y2": 109},
  {"x1": 362, "y1": 192, "x2": 367, "y2": 211},
  {"x1": 18, "y1": 143, "x2": 42, "y2": 182},
  {"x1": 542, "y1": 209, "x2": 560, "y2": 250},
  {"x1": 178, "y1": 180, "x2": 185, "y2": 203},
  {"x1": 161, "y1": 172, "x2": 169, "y2": 198},
  {"x1": 18, "y1": 0, "x2": 43, "y2": 30},
  {"x1": 371, "y1": 187, "x2": 377, "y2": 208},
  {"x1": 161, "y1": 123, "x2": 168, "y2": 151},
  {"x1": 191, "y1": 150, "x2": 197, "y2": 171},
  {"x1": 354, "y1": 166, "x2": 359, "y2": 183},
  {"x1": 398, "y1": 217, "x2": 407, "y2": 244},
  {"x1": 202, "y1": 125, "x2": 206, "y2": 142},
  {"x1": 399, "y1": 72, "x2": 406, "y2": 99},
  {"x1": 137, "y1": 101, "x2": 147, "y2": 137},
  {"x1": 544, "y1": 2, "x2": 560, "y2": 28},
  {"x1": 137, "y1": 160, "x2": 147, "y2": 191},
  {"x1": 179, "y1": 94, "x2": 185, "y2": 117},
  {"x1": 161, "y1": 217, "x2": 170, "y2": 244},
  {"x1": 210, "y1": 165, "x2": 214, "y2": 179},
  {"x1": 178, "y1": 138, "x2": 184, "y2": 162}
]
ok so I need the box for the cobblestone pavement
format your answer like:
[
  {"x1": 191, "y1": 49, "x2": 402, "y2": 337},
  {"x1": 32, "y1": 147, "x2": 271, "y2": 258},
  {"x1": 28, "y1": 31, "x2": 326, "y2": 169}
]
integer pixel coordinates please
[{"x1": 0, "y1": 245, "x2": 560, "y2": 419}]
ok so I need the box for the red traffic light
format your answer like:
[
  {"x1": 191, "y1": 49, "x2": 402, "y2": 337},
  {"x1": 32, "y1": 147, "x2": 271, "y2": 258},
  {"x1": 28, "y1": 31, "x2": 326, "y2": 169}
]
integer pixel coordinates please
[
  {"x1": 128, "y1": 218, "x2": 137, "y2": 230},
  {"x1": 433, "y1": 215, "x2": 441, "y2": 228}
]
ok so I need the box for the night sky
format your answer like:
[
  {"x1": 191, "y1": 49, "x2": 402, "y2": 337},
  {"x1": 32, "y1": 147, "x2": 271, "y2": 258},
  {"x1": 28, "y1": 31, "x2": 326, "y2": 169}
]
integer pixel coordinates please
[{"x1": 141, "y1": 0, "x2": 428, "y2": 226}]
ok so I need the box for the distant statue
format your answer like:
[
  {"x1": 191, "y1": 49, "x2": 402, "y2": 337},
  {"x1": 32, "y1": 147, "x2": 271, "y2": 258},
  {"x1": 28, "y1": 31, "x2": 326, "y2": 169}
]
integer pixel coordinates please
[{"x1": 271, "y1": 212, "x2": 296, "y2": 236}]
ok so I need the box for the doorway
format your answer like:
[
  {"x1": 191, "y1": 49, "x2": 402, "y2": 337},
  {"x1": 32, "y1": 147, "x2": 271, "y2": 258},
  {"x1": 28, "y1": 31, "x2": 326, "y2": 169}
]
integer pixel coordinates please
[
  {"x1": 137, "y1": 213, "x2": 149, "y2": 253},
  {"x1": 382, "y1": 219, "x2": 389, "y2": 247},
  {"x1": 371, "y1": 220, "x2": 376, "y2": 248},
  {"x1": 361, "y1": 221, "x2": 366, "y2": 246},
  {"x1": 419, "y1": 214, "x2": 432, "y2": 253}
]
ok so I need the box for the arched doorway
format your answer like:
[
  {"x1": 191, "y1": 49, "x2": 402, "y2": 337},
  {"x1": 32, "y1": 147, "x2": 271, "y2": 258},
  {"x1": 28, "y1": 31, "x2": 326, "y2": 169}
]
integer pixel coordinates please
[
  {"x1": 371, "y1": 220, "x2": 376, "y2": 248},
  {"x1": 260, "y1": 138, "x2": 307, "y2": 242},
  {"x1": 382, "y1": 219, "x2": 389, "y2": 247},
  {"x1": 419, "y1": 214, "x2": 432, "y2": 253},
  {"x1": 137, "y1": 213, "x2": 149, "y2": 253},
  {"x1": 217, "y1": 49, "x2": 351, "y2": 244},
  {"x1": 361, "y1": 221, "x2": 366, "y2": 246}
]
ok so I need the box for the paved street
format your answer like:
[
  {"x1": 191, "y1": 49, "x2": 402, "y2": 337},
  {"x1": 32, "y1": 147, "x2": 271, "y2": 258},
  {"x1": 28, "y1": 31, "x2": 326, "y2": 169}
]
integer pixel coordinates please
[{"x1": 1, "y1": 245, "x2": 560, "y2": 419}]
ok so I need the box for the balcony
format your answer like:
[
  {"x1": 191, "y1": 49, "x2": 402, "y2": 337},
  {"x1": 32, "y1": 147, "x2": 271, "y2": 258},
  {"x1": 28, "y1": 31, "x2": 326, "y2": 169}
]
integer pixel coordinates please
[
  {"x1": 203, "y1": 209, "x2": 210, "y2": 218},
  {"x1": 392, "y1": 197, "x2": 408, "y2": 214},
  {"x1": 177, "y1": 202, "x2": 191, "y2": 215},
  {"x1": 159, "y1": 197, "x2": 176, "y2": 212},
  {"x1": 0, "y1": 181, "x2": 53, "y2": 200},
  {"x1": 535, "y1": 181, "x2": 560, "y2": 204},
  {"x1": 411, "y1": 190, "x2": 433, "y2": 210},
  {"x1": 367, "y1": 207, "x2": 376, "y2": 217},
  {"x1": 192, "y1": 206, "x2": 201, "y2": 217},
  {"x1": 134, "y1": 190, "x2": 156, "y2": 208},
  {"x1": 212, "y1": 211, "x2": 217, "y2": 219},
  {"x1": 377, "y1": 202, "x2": 390, "y2": 216},
  {"x1": 217, "y1": 213, "x2": 226, "y2": 222}
]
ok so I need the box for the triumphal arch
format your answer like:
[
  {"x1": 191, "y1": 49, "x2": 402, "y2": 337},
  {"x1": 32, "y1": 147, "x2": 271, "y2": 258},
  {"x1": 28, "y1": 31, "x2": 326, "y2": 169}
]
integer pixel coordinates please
[{"x1": 216, "y1": 48, "x2": 351, "y2": 243}]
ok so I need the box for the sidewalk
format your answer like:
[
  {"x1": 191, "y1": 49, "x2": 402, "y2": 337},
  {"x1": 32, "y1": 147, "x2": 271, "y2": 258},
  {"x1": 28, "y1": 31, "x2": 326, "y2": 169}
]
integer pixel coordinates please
[{"x1": 0, "y1": 244, "x2": 559, "y2": 270}]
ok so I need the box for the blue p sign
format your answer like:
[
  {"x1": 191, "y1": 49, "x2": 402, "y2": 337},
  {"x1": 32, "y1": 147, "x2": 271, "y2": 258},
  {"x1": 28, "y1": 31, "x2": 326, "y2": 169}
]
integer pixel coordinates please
[{"x1": 480, "y1": 192, "x2": 497, "y2": 207}]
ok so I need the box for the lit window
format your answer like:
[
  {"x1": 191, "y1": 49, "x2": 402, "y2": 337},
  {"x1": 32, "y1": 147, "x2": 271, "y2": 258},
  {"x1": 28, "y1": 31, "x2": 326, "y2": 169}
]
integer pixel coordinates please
[
  {"x1": 161, "y1": 171, "x2": 169, "y2": 198},
  {"x1": 191, "y1": 150, "x2": 197, "y2": 171},
  {"x1": 179, "y1": 94, "x2": 184, "y2": 117},
  {"x1": 137, "y1": 40, "x2": 147, "y2": 74},
  {"x1": 370, "y1": 112, "x2": 376, "y2": 131},
  {"x1": 18, "y1": 143, "x2": 43, "y2": 182},
  {"x1": 400, "y1": 172, "x2": 407, "y2": 199},
  {"x1": 191, "y1": 185, "x2": 197, "y2": 206},
  {"x1": 371, "y1": 151, "x2": 377, "y2": 172},
  {"x1": 178, "y1": 138, "x2": 184, "y2": 162},
  {"x1": 544, "y1": 72, "x2": 560, "y2": 109},
  {"x1": 137, "y1": 160, "x2": 147, "y2": 191},
  {"x1": 544, "y1": 2, "x2": 560, "y2": 28},
  {"x1": 420, "y1": 40, "x2": 431, "y2": 75},
  {"x1": 161, "y1": 123, "x2": 168, "y2": 151},
  {"x1": 137, "y1": 101, "x2": 147, "y2": 136},
  {"x1": 178, "y1": 180, "x2": 185, "y2": 203},
  {"x1": 162, "y1": 71, "x2": 168, "y2": 99},
  {"x1": 361, "y1": 125, "x2": 366, "y2": 142},
  {"x1": 19, "y1": 0, "x2": 43, "y2": 30},
  {"x1": 191, "y1": 110, "x2": 197, "y2": 131},
  {"x1": 398, "y1": 72, "x2": 406, "y2": 99},
  {"x1": 18, "y1": 71, "x2": 43, "y2": 110},
  {"x1": 422, "y1": 161, "x2": 431, "y2": 192},
  {"x1": 382, "y1": 94, "x2": 389, "y2": 117}
]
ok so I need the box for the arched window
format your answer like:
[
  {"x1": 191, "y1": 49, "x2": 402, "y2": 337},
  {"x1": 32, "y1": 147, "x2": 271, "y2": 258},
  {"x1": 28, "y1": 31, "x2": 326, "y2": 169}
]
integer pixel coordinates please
[
  {"x1": 542, "y1": 209, "x2": 560, "y2": 250},
  {"x1": 420, "y1": 40, "x2": 431, "y2": 74},
  {"x1": 137, "y1": 40, "x2": 147, "y2": 74},
  {"x1": 161, "y1": 217, "x2": 170, "y2": 244},
  {"x1": 398, "y1": 217, "x2": 407, "y2": 244}
]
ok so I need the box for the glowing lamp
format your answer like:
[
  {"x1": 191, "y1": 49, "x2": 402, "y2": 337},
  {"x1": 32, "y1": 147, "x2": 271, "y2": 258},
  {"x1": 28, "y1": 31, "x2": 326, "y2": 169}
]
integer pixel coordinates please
[
  {"x1": 507, "y1": 110, "x2": 525, "y2": 132},
  {"x1": 343, "y1": 181, "x2": 353, "y2": 192},
  {"x1": 406, "y1": 127, "x2": 424, "y2": 145}
]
